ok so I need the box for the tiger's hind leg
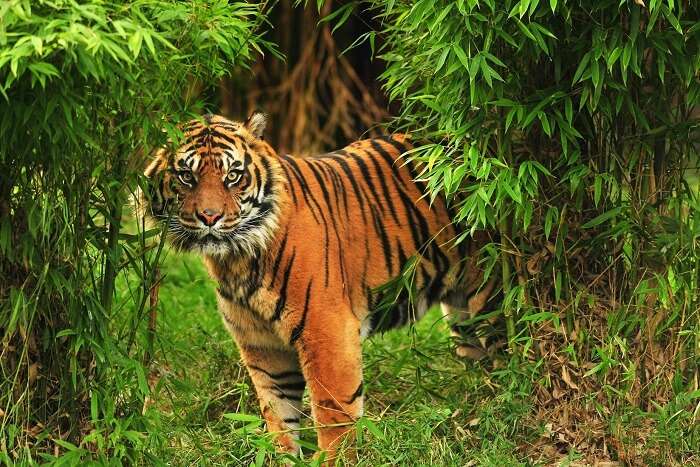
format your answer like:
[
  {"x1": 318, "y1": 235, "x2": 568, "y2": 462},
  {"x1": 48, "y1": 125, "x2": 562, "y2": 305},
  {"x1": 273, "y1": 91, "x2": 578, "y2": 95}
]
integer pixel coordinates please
[
  {"x1": 441, "y1": 303, "x2": 488, "y2": 360},
  {"x1": 441, "y1": 278, "x2": 505, "y2": 360}
]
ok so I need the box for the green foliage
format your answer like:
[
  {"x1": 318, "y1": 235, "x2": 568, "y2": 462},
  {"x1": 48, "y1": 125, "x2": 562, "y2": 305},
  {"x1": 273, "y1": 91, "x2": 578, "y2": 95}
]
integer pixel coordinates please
[
  {"x1": 357, "y1": 0, "x2": 700, "y2": 460},
  {"x1": 117, "y1": 252, "x2": 535, "y2": 465},
  {"x1": 109, "y1": 251, "x2": 697, "y2": 465},
  {"x1": 0, "y1": 0, "x2": 268, "y2": 462},
  {"x1": 369, "y1": 0, "x2": 699, "y2": 356}
]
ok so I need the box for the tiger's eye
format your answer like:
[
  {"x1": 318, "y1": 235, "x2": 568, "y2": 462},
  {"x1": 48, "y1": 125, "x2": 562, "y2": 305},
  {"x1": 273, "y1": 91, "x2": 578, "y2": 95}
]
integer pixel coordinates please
[
  {"x1": 226, "y1": 171, "x2": 242, "y2": 185},
  {"x1": 178, "y1": 171, "x2": 194, "y2": 185}
]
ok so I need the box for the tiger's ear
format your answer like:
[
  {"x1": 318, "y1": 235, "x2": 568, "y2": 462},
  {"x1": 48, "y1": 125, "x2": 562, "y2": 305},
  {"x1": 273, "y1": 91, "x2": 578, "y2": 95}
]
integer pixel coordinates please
[{"x1": 245, "y1": 111, "x2": 267, "y2": 139}]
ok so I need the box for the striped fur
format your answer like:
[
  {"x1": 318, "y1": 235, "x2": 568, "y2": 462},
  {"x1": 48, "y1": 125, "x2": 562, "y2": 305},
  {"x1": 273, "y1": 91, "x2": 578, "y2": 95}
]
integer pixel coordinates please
[{"x1": 141, "y1": 113, "x2": 498, "y2": 459}]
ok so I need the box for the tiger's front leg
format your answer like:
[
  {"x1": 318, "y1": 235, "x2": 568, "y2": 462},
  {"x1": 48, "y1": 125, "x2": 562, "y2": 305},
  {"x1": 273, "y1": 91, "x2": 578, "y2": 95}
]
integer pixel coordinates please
[
  {"x1": 290, "y1": 304, "x2": 364, "y2": 462},
  {"x1": 219, "y1": 301, "x2": 306, "y2": 454},
  {"x1": 240, "y1": 345, "x2": 306, "y2": 454}
]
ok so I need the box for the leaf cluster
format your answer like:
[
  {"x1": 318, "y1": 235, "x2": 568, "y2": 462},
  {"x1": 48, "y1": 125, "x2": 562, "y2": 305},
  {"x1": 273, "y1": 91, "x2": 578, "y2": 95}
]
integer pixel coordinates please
[
  {"x1": 364, "y1": 0, "x2": 700, "y2": 425},
  {"x1": 0, "y1": 0, "x2": 269, "y2": 462}
]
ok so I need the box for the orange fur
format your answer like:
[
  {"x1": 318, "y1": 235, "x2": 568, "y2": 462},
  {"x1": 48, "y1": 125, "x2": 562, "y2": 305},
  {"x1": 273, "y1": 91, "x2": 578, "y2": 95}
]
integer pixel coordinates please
[{"x1": 142, "y1": 114, "x2": 496, "y2": 461}]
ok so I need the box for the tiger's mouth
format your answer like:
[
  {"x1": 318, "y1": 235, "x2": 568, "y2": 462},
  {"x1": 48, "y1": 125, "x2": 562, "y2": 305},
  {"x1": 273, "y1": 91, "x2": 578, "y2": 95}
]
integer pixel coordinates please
[
  {"x1": 176, "y1": 232, "x2": 231, "y2": 256},
  {"x1": 166, "y1": 205, "x2": 276, "y2": 258},
  {"x1": 167, "y1": 219, "x2": 240, "y2": 256},
  {"x1": 198, "y1": 232, "x2": 221, "y2": 242}
]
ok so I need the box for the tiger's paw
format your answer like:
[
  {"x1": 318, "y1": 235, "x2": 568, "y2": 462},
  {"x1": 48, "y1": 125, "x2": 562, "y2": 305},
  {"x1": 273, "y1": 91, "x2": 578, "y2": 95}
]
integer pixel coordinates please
[{"x1": 455, "y1": 344, "x2": 488, "y2": 360}]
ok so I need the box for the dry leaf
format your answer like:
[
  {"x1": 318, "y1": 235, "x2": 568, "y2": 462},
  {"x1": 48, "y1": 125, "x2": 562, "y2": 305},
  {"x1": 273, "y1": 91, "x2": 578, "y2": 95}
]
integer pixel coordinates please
[
  {"x1": 527, "y1": 251, "x2": 545, "y2": 275},
  {"x1": 28, "y1": 363, "x2": 39, "y2": 385},
  {"x1": 553, "y1": 386, "x2": 564, "y2": 399},
  {"x1": 561, "y1": 366, "x2": 579, "y2": 390}
]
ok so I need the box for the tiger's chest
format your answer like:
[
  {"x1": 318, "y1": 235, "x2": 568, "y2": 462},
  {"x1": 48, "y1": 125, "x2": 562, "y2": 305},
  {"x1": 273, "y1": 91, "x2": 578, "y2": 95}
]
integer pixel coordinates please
[{"x1": 205, "y1": 255, "x2": 277, "y2": 315}]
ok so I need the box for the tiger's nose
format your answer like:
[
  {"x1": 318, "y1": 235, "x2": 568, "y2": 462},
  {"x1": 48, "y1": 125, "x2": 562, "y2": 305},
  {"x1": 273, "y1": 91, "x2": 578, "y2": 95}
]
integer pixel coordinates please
[{"x1": 196, "y1": 208, "x2": 223, "y2": 226}]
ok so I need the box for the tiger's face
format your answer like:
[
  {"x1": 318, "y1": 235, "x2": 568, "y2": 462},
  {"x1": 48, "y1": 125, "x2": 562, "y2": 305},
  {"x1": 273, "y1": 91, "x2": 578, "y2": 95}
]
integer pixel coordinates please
[{"x1": 141, "y1": 113, "x2": 283, "y2": 257}]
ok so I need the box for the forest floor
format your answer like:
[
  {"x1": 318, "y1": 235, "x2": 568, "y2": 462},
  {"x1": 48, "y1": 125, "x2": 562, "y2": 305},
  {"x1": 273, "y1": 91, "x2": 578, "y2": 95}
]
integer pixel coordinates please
[{"x1": 130, "y1": 250, "x2": 698, "y2": 466}]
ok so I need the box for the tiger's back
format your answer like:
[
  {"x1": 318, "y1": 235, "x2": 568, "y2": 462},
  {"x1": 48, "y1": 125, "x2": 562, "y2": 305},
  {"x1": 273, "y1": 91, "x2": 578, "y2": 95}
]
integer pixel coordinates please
[{"x1": 269, "y1": 135, "x2": 475, "y2": 335}]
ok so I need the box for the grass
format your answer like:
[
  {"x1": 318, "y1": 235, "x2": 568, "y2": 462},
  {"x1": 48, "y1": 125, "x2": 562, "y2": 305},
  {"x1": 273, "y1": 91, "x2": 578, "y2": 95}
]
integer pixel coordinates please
[
  {"x1": 112, "y1": 248, "x2": 698, "y2": 466},
  {"x1": 122, "y1": 249, "x2": 533, "y2": 466}
]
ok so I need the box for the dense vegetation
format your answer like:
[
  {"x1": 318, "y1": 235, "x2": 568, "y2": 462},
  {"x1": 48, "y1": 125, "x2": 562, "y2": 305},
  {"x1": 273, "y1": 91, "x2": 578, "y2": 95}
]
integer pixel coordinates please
[
  {"x1": 365, "y1": 0, "x2": 700, "y2": 462},
  {"x1": 1, "y1": 0, "x2": 698, "y2": 465},
  {"x1": 0, "y1": 0, "x2": 269, "y2": 463}
]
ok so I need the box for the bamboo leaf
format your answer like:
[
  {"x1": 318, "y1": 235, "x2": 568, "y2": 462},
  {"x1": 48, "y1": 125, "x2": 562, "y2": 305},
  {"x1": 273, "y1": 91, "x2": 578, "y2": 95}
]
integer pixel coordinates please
[
  {"x1": 453, "y1": 44, "x2": 470, "y2": 70},
  {"x1": 582, "y1": 207, "x2": 622, "y2": 229}
]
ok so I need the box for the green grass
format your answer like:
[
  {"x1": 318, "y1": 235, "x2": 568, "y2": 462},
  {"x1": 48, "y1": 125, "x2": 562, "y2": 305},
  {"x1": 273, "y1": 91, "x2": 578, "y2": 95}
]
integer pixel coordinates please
[
  {"x1": 112, "y1": 249, "x2": 698, "y2": 466},
  {"x1": 124, "y1": 250, "x2": 534, "y2": 466}
]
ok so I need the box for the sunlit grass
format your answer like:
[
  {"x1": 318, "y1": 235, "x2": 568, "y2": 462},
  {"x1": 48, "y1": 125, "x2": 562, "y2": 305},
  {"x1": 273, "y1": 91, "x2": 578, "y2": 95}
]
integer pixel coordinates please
[
  {"x1": 122, "y1": 250, "x2": 531, "y2": 465},
  {"x1": 117, "y1": 251, "x2": 698, "y2": 466}
]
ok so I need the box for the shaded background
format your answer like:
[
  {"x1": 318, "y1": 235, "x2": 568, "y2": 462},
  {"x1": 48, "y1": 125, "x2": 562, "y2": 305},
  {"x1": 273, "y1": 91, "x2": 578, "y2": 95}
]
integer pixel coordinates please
[{"x1": 218, "y1": 1, "x2": 388, "y2": 154}]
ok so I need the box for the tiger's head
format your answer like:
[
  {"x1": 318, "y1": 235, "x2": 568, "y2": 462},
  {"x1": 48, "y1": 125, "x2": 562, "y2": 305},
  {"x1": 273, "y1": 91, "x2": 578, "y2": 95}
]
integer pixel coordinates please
[{"x1": 140, "y1": 113, "x2": 284, "y2": 257}]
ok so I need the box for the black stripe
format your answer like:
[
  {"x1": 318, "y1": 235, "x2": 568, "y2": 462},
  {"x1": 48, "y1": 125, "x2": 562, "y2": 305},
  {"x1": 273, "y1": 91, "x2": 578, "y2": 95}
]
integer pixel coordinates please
[
  {"x1": 274, "y1": 381, "x2": 306, "y2": 391},
  {"x1": 271, "y1": 249, "x2": 296, "y2": 321},
  {"x1": 282, "y1": 156, "x2": 315, "y2": 201},
  {"x1": 370, "y1": 139, "x2": 410, "y2": 190},
  {"x1": 276, "y1": 392, "x2": 302, "y2": 402},
  {"x1": 213, "y1": 122, "x2": 239, "y2": 132},
  {"x1": 379, "y1": 136, "x2": 411, "y2": 160},
  {"x1": 269, "y1": 232, "x2": 288, "y2": 282},
  {"x1": 325, "y1": 153, "x2": 368, "y2": 224},
  {"x1": 357, "y1": 145, "x2": 426, "y2": 256},
  {"x1": 308, "y1": 164, "x2": 345, "y2": 288},
  {"x1": 347, "y1": 152, "x2": 388, "y2": 216},
  {"x1": 397, "y1": 242, "x2": 408, "y2": 272},
  {"x1": 370, "y1": 203, "x2": 393, "y2": 275},
  {"x1": 260, "y1": 156, "x2": 274, "y2": 199},
  {"x1": 244, "y1": 256, "x2": 261, "y2": 302},
  {"x1": 208, "y1": 140, "x2": 237, "y2": 151},
  {"x1": 181, "y1": 121, "x2": 204, "y2": 132},
  {"x1": 419, "y1": 264, "x2": 430, "y2": 286},
  {"x1": 362, "y1": 146, "x2": 401, "y2": 225},
  {"x1": 217, "y1": 284, "x2": 234, "y2": 301},
  {"x1": 315, "y1": 159, "x2": 346, "y2": 220},
  {"x1": 281, "y1": 156, "x2": 324, "y2": 224},
  {"x1": 183, "y1": 127, "x2": 209, "y2": 142},
  {"x1": 252, "y1": 164, "x2": 262, "y2": 198},
  {"x1": 290, "y1": 280, "x2": 313, "y2": 344},
  {"x1": 380, "y1": 136, "x2": 428, "y2": 194},
  {"x1": 283, "y1": 417, "x2": 300, "y2": 424},
  {"x1": 209, "y1": 129, "x2": 240, "y2": 147},
  {"x1": 279, "y1": 163, "x2": 299, "y2": 205},
  {"x1": 240, "y1": 202, "x2": 272, "y2": 229},
  {"x1": 302, "y1": 160, "x2": 332, "y2": 287},
  {"x1": 305, "y1": 159, "x2": 333, "y2": 207},
  {"x1": 394, "y1": 183, "x2": 427, "y2": 253},
  {"x1": 248, "y1": 365, "x2": 302, "y2": 380},
  {"x1": 402, "y1": 158, "x2": 428, "y2": 197},
  {"x1": 346, "y1": 381, "x2": 363, "y2": 404},
  {"x1": 221, "y1": 312, "x2": 243, "y2": 333}
]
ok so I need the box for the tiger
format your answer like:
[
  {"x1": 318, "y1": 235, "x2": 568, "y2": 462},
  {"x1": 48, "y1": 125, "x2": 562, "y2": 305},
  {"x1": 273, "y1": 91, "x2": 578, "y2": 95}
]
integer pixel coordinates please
[{"x1": 140, "y1": 113, "x2": 499, "y2": 461}]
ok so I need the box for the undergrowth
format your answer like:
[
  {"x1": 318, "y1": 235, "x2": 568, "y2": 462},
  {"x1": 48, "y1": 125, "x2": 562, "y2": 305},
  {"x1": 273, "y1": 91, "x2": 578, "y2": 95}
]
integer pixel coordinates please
[{"x1": 111, "y1": 250, "x2": 698, "y2": 466}]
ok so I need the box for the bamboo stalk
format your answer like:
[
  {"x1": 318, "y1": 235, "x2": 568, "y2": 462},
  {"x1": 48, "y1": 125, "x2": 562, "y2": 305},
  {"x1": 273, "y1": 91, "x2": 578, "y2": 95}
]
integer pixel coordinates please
[
  {"x1": 144, "y1": 268, "x2": 160, "y2": 366},
  {"x1": 101, "y1": 199, "x2": 122, "y2": 315},
  {"x1": 500, "y1": 216, "x2": 516, "y2": 355}
]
